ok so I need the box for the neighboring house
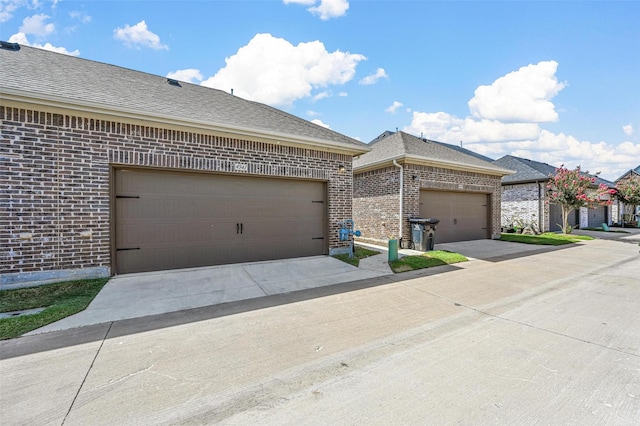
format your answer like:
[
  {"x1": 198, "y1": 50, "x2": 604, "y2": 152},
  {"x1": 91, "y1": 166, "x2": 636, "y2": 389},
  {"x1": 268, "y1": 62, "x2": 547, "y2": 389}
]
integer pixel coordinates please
[
  {"x1": 0, "y1": 43, "x2": 369, "y2": 287},
  {"x1": 493, "y1": 155, "x2": 614, "y2": 232},
  {"x1": 353, "y1": 131, "x2": 513, "y2": 246},
  {"x1": 613, "y1": 165, "x2": 640, "y2": 225}
]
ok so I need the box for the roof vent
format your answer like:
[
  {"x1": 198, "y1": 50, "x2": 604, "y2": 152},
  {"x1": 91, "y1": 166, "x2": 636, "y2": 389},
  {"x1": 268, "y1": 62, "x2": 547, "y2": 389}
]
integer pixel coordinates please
[
  {"x1": 0, "y1": 41, "x2": 20, "y2": 51},
  {"x1": 167, "y1": 78, "x2": 181, "y2": 87}
]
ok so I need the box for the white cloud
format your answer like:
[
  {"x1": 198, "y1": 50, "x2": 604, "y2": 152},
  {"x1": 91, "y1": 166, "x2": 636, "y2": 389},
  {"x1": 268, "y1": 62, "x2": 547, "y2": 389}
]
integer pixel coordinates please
[
  {"x1": 8, "y1": 31, "x2": 80, "y2": 56},
  {"x1": 623, "y1": 124, "x2": 634, "y2": 136},
  {"x1": 405, "y1": 111, "x2": 540, "y2": 144},
  {"x1": 201, "y1": 33, "x2": 365, "y2": 107},
  {"x1": 359, "y1": 68, "x2": 388, "y2": 85},
  {"x1": 283, "y1": 0, "x2": 315, "y2": 4},
  {"x1": 20, "y1": 13, "x2": 55, "y2": 36},
  {"x1": 311, "y1": 118, "x2": 331, "y2": 128},
  {"x1": 312, "y1": 91, "x2": 331, "y2": 101},
  {"x1": 69, "y1": 11, "x2": 91, "y2": 24},
  {"x1": 0, "y1": 0, "x2": 26, "y2": 23},
  {"x1": 284, "y1": 0, "x2": 349, "y2": 20},
  {"x1": 166, "y1": 69, "x2": 203, "y2": 84},
  {"x1": 385, "y1": 101, "x2": 403, "y2": 113},
  {"x1": 309, "y1": 0, "x2": 349, "y2": 20},
  {"x1": 468, "y1": 61, "x2": 566, "y2": 123},
  {"x1": 113, "y1": 20, "x2": 168, "y2": 50},
  {"x1": 338, "y1": 92, "x2": 348, "y2": 97},
  {"x1": 306, "y1": 110, "x2": 320, "y2": 117},
  {"x1": 401, "y1": 61, "x2": 636, "y2": 180}
]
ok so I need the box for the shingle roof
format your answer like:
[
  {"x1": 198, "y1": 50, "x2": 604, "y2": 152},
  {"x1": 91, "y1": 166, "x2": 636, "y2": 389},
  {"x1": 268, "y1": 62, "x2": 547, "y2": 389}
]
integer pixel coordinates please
[
  {"x1": 493, "y1": 155, "x2": 557, "y2": 183},
  {"x1": 614, "y1": 165, "x2": 640, "y2": 183},
  {"x1": 431, "y1": 140, "x2": 495, "y2": 163},
  {"x1": 0, "y1": 43, "x2": 368, "y2": 154},
  {"x1": 494, "y1": 155, "x2": 615, "y2": 187},
  {"x1": 353, "y1": 131, "x2": 512, "y2": 176}
]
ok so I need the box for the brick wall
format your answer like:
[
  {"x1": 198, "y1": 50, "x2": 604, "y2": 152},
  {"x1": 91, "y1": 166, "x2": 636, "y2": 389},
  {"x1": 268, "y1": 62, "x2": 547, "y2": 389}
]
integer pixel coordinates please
[
  {"x1": 1, "y1": 106, "x2": 352, "y2": 285},
  {"x1": 353, "y1": 166, "x2": 401, "y2": 245},
  {"x1": 354, "y1": 162, "x2": 503, "y2": 245},
  {"x1": 500, "y1": 182, "x2": 548, "y2": 231}
]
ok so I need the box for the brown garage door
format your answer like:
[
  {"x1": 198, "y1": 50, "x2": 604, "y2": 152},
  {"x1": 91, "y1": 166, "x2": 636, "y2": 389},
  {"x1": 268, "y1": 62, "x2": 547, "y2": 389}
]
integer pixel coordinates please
[
  {"x1": 114, "y1": 168, "x2": 327, "y2": 274},
  {"x1": 419, "y1": 190, "x2": 489, "y2": 243}
]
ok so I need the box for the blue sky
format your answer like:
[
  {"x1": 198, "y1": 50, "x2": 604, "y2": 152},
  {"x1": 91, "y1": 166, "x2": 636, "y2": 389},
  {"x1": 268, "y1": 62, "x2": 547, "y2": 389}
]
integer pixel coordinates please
[{"x1": 2, "y1": 0, "x2": 638, "y2": 181}]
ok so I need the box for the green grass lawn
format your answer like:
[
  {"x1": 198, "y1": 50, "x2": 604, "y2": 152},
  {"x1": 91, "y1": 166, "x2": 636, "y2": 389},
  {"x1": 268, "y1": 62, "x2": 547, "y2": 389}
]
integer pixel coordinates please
[
  {"x1": 389, "y1": 250, "x2": 467, "y2": 273},
  {"x1": 332, "y1": 246, "x2": 380, "y2": 267},
  {"x1": 0, "y1": 278, "x2": 109, "y2": 340},
  {"x1": 500, "y1": 232, "x2": 593, "y2": 245}
]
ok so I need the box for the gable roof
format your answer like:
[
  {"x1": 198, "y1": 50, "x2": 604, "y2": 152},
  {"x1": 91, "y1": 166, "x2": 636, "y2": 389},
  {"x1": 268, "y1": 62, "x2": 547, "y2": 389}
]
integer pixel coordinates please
[
  {"x1": 0, "y1": 43, "x2": 368, "y2": 155},
  {"x1": 493, "y1": 155, "x2": 557, "y2": 184},
  {"x1": 494, "y1": 155, "x2": 615, "y2": 187},
  {"x1": 431, "y1": 140, "x2": 495, "y2": 163},
  {"x1": 353, "y1": 131, "x2": 512, "y2": 176},
  {"x1": 614, "y1": 165, "x2": 640, "y2": 183}
]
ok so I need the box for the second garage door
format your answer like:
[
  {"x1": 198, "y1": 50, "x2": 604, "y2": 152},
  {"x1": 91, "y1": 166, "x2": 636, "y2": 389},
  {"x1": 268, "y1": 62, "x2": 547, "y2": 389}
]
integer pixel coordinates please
[
  {"x1": 419, "y1": 190, "x2": 489, "y2": 243},
  {"x1": 115, "y1": 168, "x2": 327, "y2": 274}
]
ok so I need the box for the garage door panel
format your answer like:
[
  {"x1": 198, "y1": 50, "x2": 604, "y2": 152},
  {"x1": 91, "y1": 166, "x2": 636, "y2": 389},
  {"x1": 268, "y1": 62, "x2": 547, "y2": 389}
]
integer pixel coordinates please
[
  {"x1": 419, "y1": 190, "x2": 488, "y2": 243},
  {"x1": 115, "y1": 169, "x2": 327, "y2": 274}
]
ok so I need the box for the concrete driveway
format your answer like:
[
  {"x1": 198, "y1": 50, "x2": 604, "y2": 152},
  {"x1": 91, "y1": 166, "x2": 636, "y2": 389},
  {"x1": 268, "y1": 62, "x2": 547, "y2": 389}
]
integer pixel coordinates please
[
  {"x1": 18, "y1": 228, "x2": 640, "y2": 335},
  {"x1": 23, "y1": 238, "x2": 562, "y2": 335},
  {"x1": 2, "y1": 236, "x2": 638, "y2": 425}
]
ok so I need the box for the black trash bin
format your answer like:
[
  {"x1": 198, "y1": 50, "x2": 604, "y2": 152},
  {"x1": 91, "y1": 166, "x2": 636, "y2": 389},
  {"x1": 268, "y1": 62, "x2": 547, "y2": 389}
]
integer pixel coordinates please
[{"x1": 408, "y1": 218, "x2": 440, "y2": 251}]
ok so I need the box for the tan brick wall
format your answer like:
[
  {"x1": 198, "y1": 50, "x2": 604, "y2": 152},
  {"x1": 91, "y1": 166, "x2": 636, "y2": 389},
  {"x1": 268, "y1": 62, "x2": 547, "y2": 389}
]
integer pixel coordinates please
[
  {"x1": 1, "y1": 106, "x2": 352, "y2": 282},
  {"x1": 354, "y1": 162, "x2": 503, "y2": 245},
  {"x1": 353, "y1": 166, "x2": 401, "y2": 245}
]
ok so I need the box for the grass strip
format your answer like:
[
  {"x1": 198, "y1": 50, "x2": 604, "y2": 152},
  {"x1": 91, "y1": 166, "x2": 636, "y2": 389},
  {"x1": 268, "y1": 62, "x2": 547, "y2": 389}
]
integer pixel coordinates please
[
  {"x1": 499, "y1": 232, "x2": 593, "y2": 245},
  {"x1": 332, "y1": 246, "x2": 380, "y2": 267},
  {"x1": 389, "y1": 250, "x2": 467, "y2": 273},
  {"x1": 0, "y1": 278, "x2": 109, "y2": 340}
]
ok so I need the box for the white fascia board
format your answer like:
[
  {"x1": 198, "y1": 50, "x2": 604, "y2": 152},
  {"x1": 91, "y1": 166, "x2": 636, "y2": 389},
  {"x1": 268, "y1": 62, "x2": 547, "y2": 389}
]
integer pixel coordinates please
[
  {"x1": 353, "y1": 155, "x2": 405, "y2": 173},
  {"x1": 1, "y1": 89, "x2": 370, "y2": 156},
  {"x1": 354, "y1": 154, "x2": 514, "y2": 176},
  {"x1": 404, "y1": 154, "x2": 514, "y2": 176}
]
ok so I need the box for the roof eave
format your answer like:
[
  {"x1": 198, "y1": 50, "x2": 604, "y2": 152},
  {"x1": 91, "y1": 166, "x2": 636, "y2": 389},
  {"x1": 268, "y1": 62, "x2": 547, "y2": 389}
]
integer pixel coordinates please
[
  {"x1": 614, "y1": 169, "x2": 640, "y2": 183},
  {"x1": 354, "y1": 154, "x2": 513, "y2": 176},
  {"x1": 353, "y1": 155, "x2": 405, "y2": 173},
  {"x1": 1, "y1": 88, "x2": 370, "y2": 156},
  {"x1": 501, "y1": 177, "x2": 551, "y2": 186}
]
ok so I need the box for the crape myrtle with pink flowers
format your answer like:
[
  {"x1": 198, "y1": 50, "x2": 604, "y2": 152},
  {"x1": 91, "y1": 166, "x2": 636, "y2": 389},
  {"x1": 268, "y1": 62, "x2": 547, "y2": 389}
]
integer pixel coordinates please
[
  {"x1": 614, "y1": 178, "x2": 640, "y2": 226},
  {"x1": 547, "y1": 166, "x2": 616, "y2": 234}
]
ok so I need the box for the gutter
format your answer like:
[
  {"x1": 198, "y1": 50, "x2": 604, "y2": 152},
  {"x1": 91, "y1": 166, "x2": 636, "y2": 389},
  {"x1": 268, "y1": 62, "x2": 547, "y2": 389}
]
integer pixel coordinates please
[{"x1": 393, "y1": 159, "x2": 404, "y2": 240}]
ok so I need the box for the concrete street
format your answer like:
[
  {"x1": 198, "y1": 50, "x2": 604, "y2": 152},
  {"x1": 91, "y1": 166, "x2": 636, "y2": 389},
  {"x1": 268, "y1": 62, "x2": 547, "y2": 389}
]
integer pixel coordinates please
[{"x1": 1, "y1": 236, "x2": 639, "y2": 425}]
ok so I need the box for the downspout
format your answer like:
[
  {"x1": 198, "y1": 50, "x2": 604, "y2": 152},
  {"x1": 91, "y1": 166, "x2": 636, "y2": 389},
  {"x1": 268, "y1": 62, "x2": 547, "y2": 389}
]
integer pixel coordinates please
[
  {"x1": 537, "y1": 181, "x2": 543, "y2": 232},
  {"x1": 393, "y1": 159, "x2": 403, "y2": 240}
]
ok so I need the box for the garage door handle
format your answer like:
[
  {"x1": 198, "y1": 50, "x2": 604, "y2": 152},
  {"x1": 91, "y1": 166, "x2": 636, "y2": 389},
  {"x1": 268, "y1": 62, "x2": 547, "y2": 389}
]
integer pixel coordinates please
[
  {"x1": 240, "y1": 223, "x2": 243, "y2": 234},
  {"x1": 237, "y1": 223, "x2": 244, "y2": 234}
]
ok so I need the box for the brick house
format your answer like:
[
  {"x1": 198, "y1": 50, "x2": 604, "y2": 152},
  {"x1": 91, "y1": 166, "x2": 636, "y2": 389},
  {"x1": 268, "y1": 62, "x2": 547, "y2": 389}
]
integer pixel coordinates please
[
  {"x1": 493, "y1": 155, "x2": 614, "y2": 232},
  {"x1": 613, "y1": 165, "x2": 640, "y2": 226},
  {"x1": 353, "y1": 131, "x2": 512, "y2": 247},
  {"x1": 0, "y1": 43, "x2": 369, "y2": 287}
]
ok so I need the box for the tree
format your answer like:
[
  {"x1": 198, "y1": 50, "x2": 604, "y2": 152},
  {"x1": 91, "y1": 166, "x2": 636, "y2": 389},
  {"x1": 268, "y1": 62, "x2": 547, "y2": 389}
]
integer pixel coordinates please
[
  {"x1": 615, "y1": 177, "x2": 640, "y2": 226},
  {"x1": 547, "y1": 166, "x2": 615, "y2": 234}
]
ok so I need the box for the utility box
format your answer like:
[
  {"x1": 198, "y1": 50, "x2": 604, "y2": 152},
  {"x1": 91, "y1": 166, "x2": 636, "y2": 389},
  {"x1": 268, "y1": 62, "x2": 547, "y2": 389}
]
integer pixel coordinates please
[{"x1": 409, "y1": 218, "x2": 440, "y2": 251}]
